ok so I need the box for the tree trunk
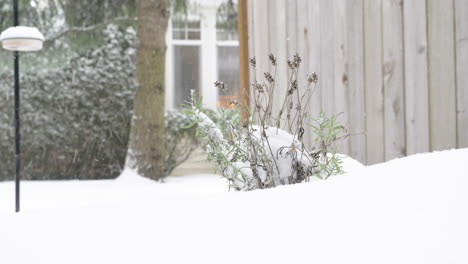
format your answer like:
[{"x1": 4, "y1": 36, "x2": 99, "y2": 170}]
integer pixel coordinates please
[{"x1": 127, "y1": 0, "x2": 168, "y2": 180}]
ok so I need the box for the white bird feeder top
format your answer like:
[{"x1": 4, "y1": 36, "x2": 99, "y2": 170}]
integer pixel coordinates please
[{"x1": 0, "y1": 26, "x2": 45, "y2": 52}]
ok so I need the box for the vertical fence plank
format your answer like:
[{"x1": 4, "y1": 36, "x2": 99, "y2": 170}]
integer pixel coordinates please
[
  {"x1": 306, "y1": 0, "x2": 322, "y2": 143},
  {"x1": 252, "y1": 0, "x2": 270, "y2": 83},
  {"x1": 347, "y1": 0, "x2": 366, "y2": 163},
  {"x1": 247, "y1": 0, "x2": 255, "y2": 54},
  {"x1": 382, "y1": 0, "x2": 405, "y2": 160},
  {"x1": 296, "y1": 0, "x2": 310, "y2": 89},
  {"x1": 267, "y1": 0, "x2": 304, "y2": 132},
  {"x1": 319, "y1": 0, "x2": 335, "y2": 115},
  {"x1": 286, "y1": 0, "x2": 298, "y2": 122},
  {"x1": 296, "y1": 0, "x2": 310, "y2": 75},
  {"x1": 333, "y1": 0, "x2": 350, "y2": 155},
  {"x1": 292, "y1": 0, "x2": 311, "y2": 136},
  {"x1": 364, "y1": 0, "x2": 385, "y2": 164},
  {"x1": 268, "y1": 0, "x2": 278, "y2": 73},
  {"x1": 247, "y1": 0, "x2": 255, "y2": 105},
  {"x1": 427, "y1": 0, "x2": 457, "y2": 151},
  {"x1": 286, "y1": 0, "x2": 297, "y2": 58},
  {"x1": 271, "y1": 0, "x2": 288, "y2": 118},
  {"x1": 403, "y1": 0, "x2": 430, "y2": 155},
  {"x1": 455, "y1": 0, "x2": 468, "y2": 147},
  {"x1": 238, "y1": 0, "x2": 250, "y2": 119}
]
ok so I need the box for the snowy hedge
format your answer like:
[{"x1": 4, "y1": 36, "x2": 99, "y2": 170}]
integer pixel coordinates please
[
  {"x1": 0, "y1": 25, "x2": 136, "y2": 181},
  {"x1": 0, "y1": 25, "x2": 197, "y2": 181}
]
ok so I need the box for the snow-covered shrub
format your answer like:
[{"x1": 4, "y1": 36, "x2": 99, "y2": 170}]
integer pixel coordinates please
[
  {"x1": 164, "y1": 110, "x2": 198, "y2": 176},
  {"x1": 0, "y1": 25, "x2": 137, "y2": 181},
  {"x1": 164, "y1": 106, "x2": 239, "y2": 176},
  {"x1": 186, "y1": 54, "x2": 348, "y2": 191}
]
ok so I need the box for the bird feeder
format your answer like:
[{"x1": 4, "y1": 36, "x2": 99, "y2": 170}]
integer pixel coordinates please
[
  {"x1": 0, "y1": 26, "x2": 44, "y2": 52},
  {"x1": 1, "y1": 24, "x2": 44, "y2": 212}
]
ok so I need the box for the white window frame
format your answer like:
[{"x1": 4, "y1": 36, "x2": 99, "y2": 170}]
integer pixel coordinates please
[{"x1": 165, "y1": 2, "x2": 239, "y2": 110}]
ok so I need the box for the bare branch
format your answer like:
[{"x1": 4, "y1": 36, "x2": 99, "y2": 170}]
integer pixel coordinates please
[{"x1": 45, "y1": 17, "x2": 137, "y2": 43}]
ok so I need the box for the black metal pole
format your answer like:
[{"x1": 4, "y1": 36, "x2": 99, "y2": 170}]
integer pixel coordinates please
[{"x1": 13, "y1": 0, "x2": 20, "y2": 213}]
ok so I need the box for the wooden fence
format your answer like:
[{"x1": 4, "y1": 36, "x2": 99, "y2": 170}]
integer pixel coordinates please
[{"x1": 246, "y1": 0, "x2": 468, "y2": 165}]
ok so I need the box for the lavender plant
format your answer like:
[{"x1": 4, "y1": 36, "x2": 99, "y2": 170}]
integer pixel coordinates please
[{"x1": 186, "y1": 53, "x2": 349, "y2": 191}]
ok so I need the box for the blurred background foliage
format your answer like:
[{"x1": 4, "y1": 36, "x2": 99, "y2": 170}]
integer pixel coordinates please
[
  {"x1": 0, "y1": 0, "x2": 138, "y2": 73},
  {"x1": 0, "y1": 25, "x2": 137, "y2": 180},
  {"x1": 216, "y1": 0, "x2": 237, "y2": 40},
  {"x1": 0, "y1": 0, "x2": 140, "y2": 181},
  {"x1": 0, "y1": 0, "x2": 198, "y2": 181},
  {"x1": 0, "y1": 23, "x2": 199, "y2": 181}
]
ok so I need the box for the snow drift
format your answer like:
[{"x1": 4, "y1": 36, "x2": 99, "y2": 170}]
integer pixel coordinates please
[{"x1": 0, "y1": 148, "x2": 467, "y2": 264}]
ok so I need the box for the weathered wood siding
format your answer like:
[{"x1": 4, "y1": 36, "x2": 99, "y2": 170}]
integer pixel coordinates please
[{"x1": 247, "y1": 0, "x2": 468, "y2": 164}]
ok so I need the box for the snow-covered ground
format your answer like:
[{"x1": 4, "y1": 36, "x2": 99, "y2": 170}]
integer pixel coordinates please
[{"x1": 1, "y1": 149, "x2": 467, "y2": 264}]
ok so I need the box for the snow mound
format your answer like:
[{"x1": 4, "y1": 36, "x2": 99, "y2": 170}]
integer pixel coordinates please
[
  {"x1": 0, "y1": 148, "x2": 467, "y2": 264},
  {"x1": 338, "y1": 153, "x2": 365, "y2": 173}
]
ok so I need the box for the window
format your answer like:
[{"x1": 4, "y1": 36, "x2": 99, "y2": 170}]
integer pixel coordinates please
[
  {"x1": 216, "y1": 0, "x2": 238, "y2": 41},
  {"x1": 166, "y1": 0, "x2": 239, "y2": 110},
  {"x1": 170, "y1": 9, "x2": 202, "y2": 108},
  {"x1": 172, "y1": 15, "x2": 201, "y2": 40},
  {"x1": 216, "y1": 0, "x2": 239, "y2": 108},
  {"x1": 173, "y1": 46, "x2": 200, "y2": 107},
  {"x1": 217, "y1": 46, "x2": 239, "y2": 107}
]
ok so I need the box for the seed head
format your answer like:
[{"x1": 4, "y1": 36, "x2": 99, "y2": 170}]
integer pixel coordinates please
[
  {"x1": 288, "y1": 53, "x2": 302, "y2": 69},
  {"x1": 214, "y1": 81, "x2": 228, "y2": 92},
  {"x1": 249, "y1": 57, "x2": 256, "y2": 68},
  {"x1": 254, "y1": 82, "x2": 264, "y2": 93},
  {"x1": 291, "y1": 80, "x2": 298, "y2": 90},
  {"x1": 268, "y1": 53, "x2": 277, "y2": 66},
  {"x1": 264, "y1": 72, "x2": 274, "y2": 84},
  {"x1": 229, "y1": 99, "x2": 240, "y2": 106},
  {"x1": 307, "y1": 72, "x2": 318, "y2": 84}
]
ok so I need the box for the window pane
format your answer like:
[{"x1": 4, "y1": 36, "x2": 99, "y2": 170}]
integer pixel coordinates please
[
  {"x1": 174, "y1": 46, "x2": 200, "y2": 107},
  {"x1": 187, "y1": 30, "x2": 201, "y2": 40},
  {"x1": 172, "y1": 13, "x2": 201, "y2": 40},
  {"x1": 172, "y1": 29, "x2": 185, "y2": 40},
  {"x1": 187, "y1": 20, "x2": 201, "y2": 29},
  {"x1": 172, "y1": 17, "x2": 186, "y2": 28},
  {"x1": 216, "y1": 0, "x2": 238, "y2": 41},
  {"x1": 217, "y1": 46, "x2": 240, "y2": 108}
]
